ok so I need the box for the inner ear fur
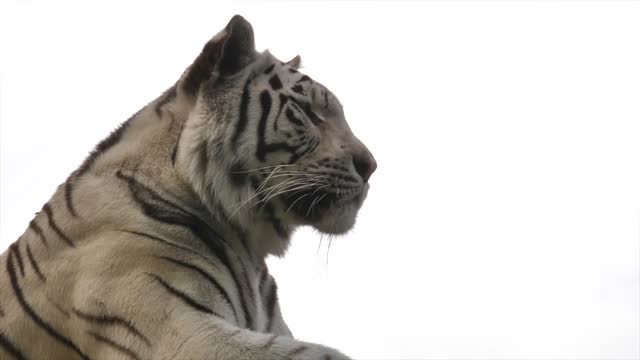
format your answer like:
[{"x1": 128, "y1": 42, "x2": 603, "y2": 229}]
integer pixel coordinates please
[
  {"x1": 179, "y1": 15, "x2": 256, "y2": 96},
  {"x1": 285, "y1": 55, "x2": 302, "y2": 69}
]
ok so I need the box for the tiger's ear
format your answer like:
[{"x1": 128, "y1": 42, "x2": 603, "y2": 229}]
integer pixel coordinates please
[
  {"x1": 285, "y1": 55, "x2": 301, "y2": 69},
  {"x1": 179, "y1": 15, "x2": 256, "y2": 95}
]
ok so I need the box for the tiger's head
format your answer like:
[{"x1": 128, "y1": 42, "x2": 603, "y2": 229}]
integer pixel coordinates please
[{"x1": 175, "y1": 16, "x2": 376, "y2": 249}]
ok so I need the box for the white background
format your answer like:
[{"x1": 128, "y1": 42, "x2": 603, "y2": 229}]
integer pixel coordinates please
[{"x1": 1, "y1": 1, "x2": 639, "y2": 359}]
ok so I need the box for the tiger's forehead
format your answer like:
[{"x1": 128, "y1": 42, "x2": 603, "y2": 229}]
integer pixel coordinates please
[
  {"x1": 257, "y1": 62, "x2": 312, "y2": 90},
  {"x1": 254, "y1": 61, "x2": 338, "y2": 107}
]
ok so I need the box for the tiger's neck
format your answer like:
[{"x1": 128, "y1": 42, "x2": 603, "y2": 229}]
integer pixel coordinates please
[
  {"x1": 171, "y1": 91, "x2": 294, "y2": 260},
  {"x1": 56, "y1": 85, "x2": 293, "y2": 267}
]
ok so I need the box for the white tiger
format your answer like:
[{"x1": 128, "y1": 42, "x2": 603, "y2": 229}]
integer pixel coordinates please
[{"x1": 0, "y1": 15, "x2": 376, "y2": 360}]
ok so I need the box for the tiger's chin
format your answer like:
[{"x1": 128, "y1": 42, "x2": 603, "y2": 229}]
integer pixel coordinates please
[
  {"x1": 311, "y1": 206, "x2": 359, "y2": 234},
  {"x1": 305, "y1": 184, "x2": 370, "y2": 235}
]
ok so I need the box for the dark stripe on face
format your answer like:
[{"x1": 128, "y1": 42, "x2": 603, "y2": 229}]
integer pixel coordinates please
[
  {"x1": 231, "y1": 77, "x2": 253, "y2": 148},
  {"x1": 285, "y1": 108, "x2": 305, "y2": 127},
  {"x1": 88, "y1": 331, "x2": 141, "y2": 360},
  {"x1": 116, "y1": 171, "x2": 254, "y2": 329},
  {"x1": 263, "y1": 64, "x2": 275, "y2": 74},
  {"x1": 73, "y1": 308, "x2": 150, "y2": 347},
  {"x1": 256, "y1": 90, "x2": 273, "y2": 162},
  {"x1": 9, "y1": 244, "x2": 25, "y2": 277},
  {"x1": 64, "y1": 179, "x2": 78, "y2": 217},
  {"x1": 287, "y1": 96, "x2": 322, "y2": 125},
  {"x1": 273, "y1": 94, "x2": 289, "y2": 132},
  {"x1": 147, "y1": 273, "x2": 221, "y2": 317},
  {"x1": 291, "y1": 84, "x2": 305, "y2": 95},
  {"x1": 26, "y1": 243, "x2": 46, "y2": 282},
  {"x1": 0, "y1": 331, "x2": 27, "y2": 360},
  {"x1": 299, "y1": 102, "x2": 323, "y2": 125},
  {"x1": 155, "y1": 256, "x2": 239, "y2": 323},
  {"x1": 42, "y1": 204, "x2": 75, "y2": 248},
  {"x1": 6, "y1": 252, "x2": 92, "y2": 360},
  {"x1": 297, "y1": 75, "x2": 311, "y2": 83},
  {"x1": 29, "y1": 220, "x2": 48, "y2": 248},
  {"x1": 269, "y1": 74, "x2": 283, "y2": 90},
  {"x1": 154, "y1": 85, "x2": 177, "y2": 117}
]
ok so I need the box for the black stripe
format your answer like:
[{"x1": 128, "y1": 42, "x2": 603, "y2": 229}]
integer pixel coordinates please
[
  {"x1": 256, "y1": 94, "x2": 305, "y2": 162},
  {"x1": 285, "y1": 108, "x2": 305, "y2": 127},
  {"x1": 273, "y1": 94, "x2": 288, "y2": 131},
  {"x1": 231, "y1": 77, "x2": 252, "y2": 148},
  {"x1": 267, "y1": 203, "x2": 288, "y2": 238},
  {"x1": 64, "y1": 178, "x2": 79, "y2": 217},
  {"x1": 323, "y1": 89, "x2": 329, "y2": 110},
  {"x1": 288, "y1": 97, "x2": 322, "y2": 125},
  {"x1": 263, "y1": 64, "x2": 275, "y2": 74},
  {"x1": 42, "y1": 204, "x2": 75, "y2": 247},
  {"x1": 171, "y1": 118, "x2": 185, "y2": 166},
  {"x1": 116, "y1": 171, "x2": 254, "y2": 329},
  {"x1": 66, "y1": 107, "x2": 140, "y2": 218},
  {"x1": 76, "y1": 114, "x2": 134, "y2": 178},
  {"x1": 288, "y1": 345, "x2": 308, "y2": 356},
  {"x1": 291, "y1": 84, "x2": 305, "y2": 95},
  {"x1": 249, "y1": 178, "x2": 288, "y2": 238},
  {"x1": 261, "y1": 334, "x2": 278, "y2": 349},
  {"x1": 297, "y1": 75, "x2": 311, "y2": 83},
  {"x1": 73, "y1": 308, "x2": 150, "y2": 346},
  {"x1": 259, "y1": 268, "x2": 269, "y2": 295},
  {"x1": 121, "y1": 230, "x2": 205, "y2": 260},
  {"x1": 269, "y1": 74, "x2": 283, "y2": 90},
  {"x1": 25, "y1": 243, "x2": 46, "y2": 282},
  {"x1": 87, "y1": 331, "x2": 140, "y2": 360},
  {"x1": 47, "y1": 296, "x2": 70, "y2": 318},
  {"x1": 196, "y1": 140, "x2": 209, "y2": 177},
  {"x1": 6, "y1": 252, "x2": 92, "y2": 360},
  {"x1": 10, "y1": 244, "x2": 25, "y2": 277},
  {"x1": 264, "y1": 276, "x2": 278, "y2": 332},
  {"x1": 28, "y1": 220, "x2": 48, "y2": 248},
  {"x1": 147, "y1": 273, "x2": 221, "y2": 317},
  {"x1": 0, "y1": 330, "x2": 27, "y2": 360},
  {"x1": 256, "y1": 90, "x2": 273, "y2": 162},
  {"x1": 211, "y1": 199, "x2": 256, "y2": 265},
  {"x1": 155, "y1": 256, "x2": 239, "y2": 323},
  {"x1": 237, "y1": 259, "x2": 256, "y2": 327}
]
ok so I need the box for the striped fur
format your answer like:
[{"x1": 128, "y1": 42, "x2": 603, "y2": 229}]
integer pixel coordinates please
[{"x1": 0, "y1": 15, "x2": 375, "y2": 360}]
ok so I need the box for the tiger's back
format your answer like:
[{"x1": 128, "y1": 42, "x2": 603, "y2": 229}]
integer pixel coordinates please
[{"x1": 1, "y1": 15, "x2": 375, "y2": 360}]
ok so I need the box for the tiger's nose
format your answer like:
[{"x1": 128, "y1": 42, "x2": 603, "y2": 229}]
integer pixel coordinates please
[{"x1": 353, "y1": 152, "x2": 377, "y2": 183}]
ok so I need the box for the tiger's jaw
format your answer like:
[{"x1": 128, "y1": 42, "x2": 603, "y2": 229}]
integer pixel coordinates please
[
  {"x1": 314, "y1": 183, "x2": 369, "y2": 234},
  {"x1": 283, "y1": 182, "x2": 370, "y2": 235}
]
